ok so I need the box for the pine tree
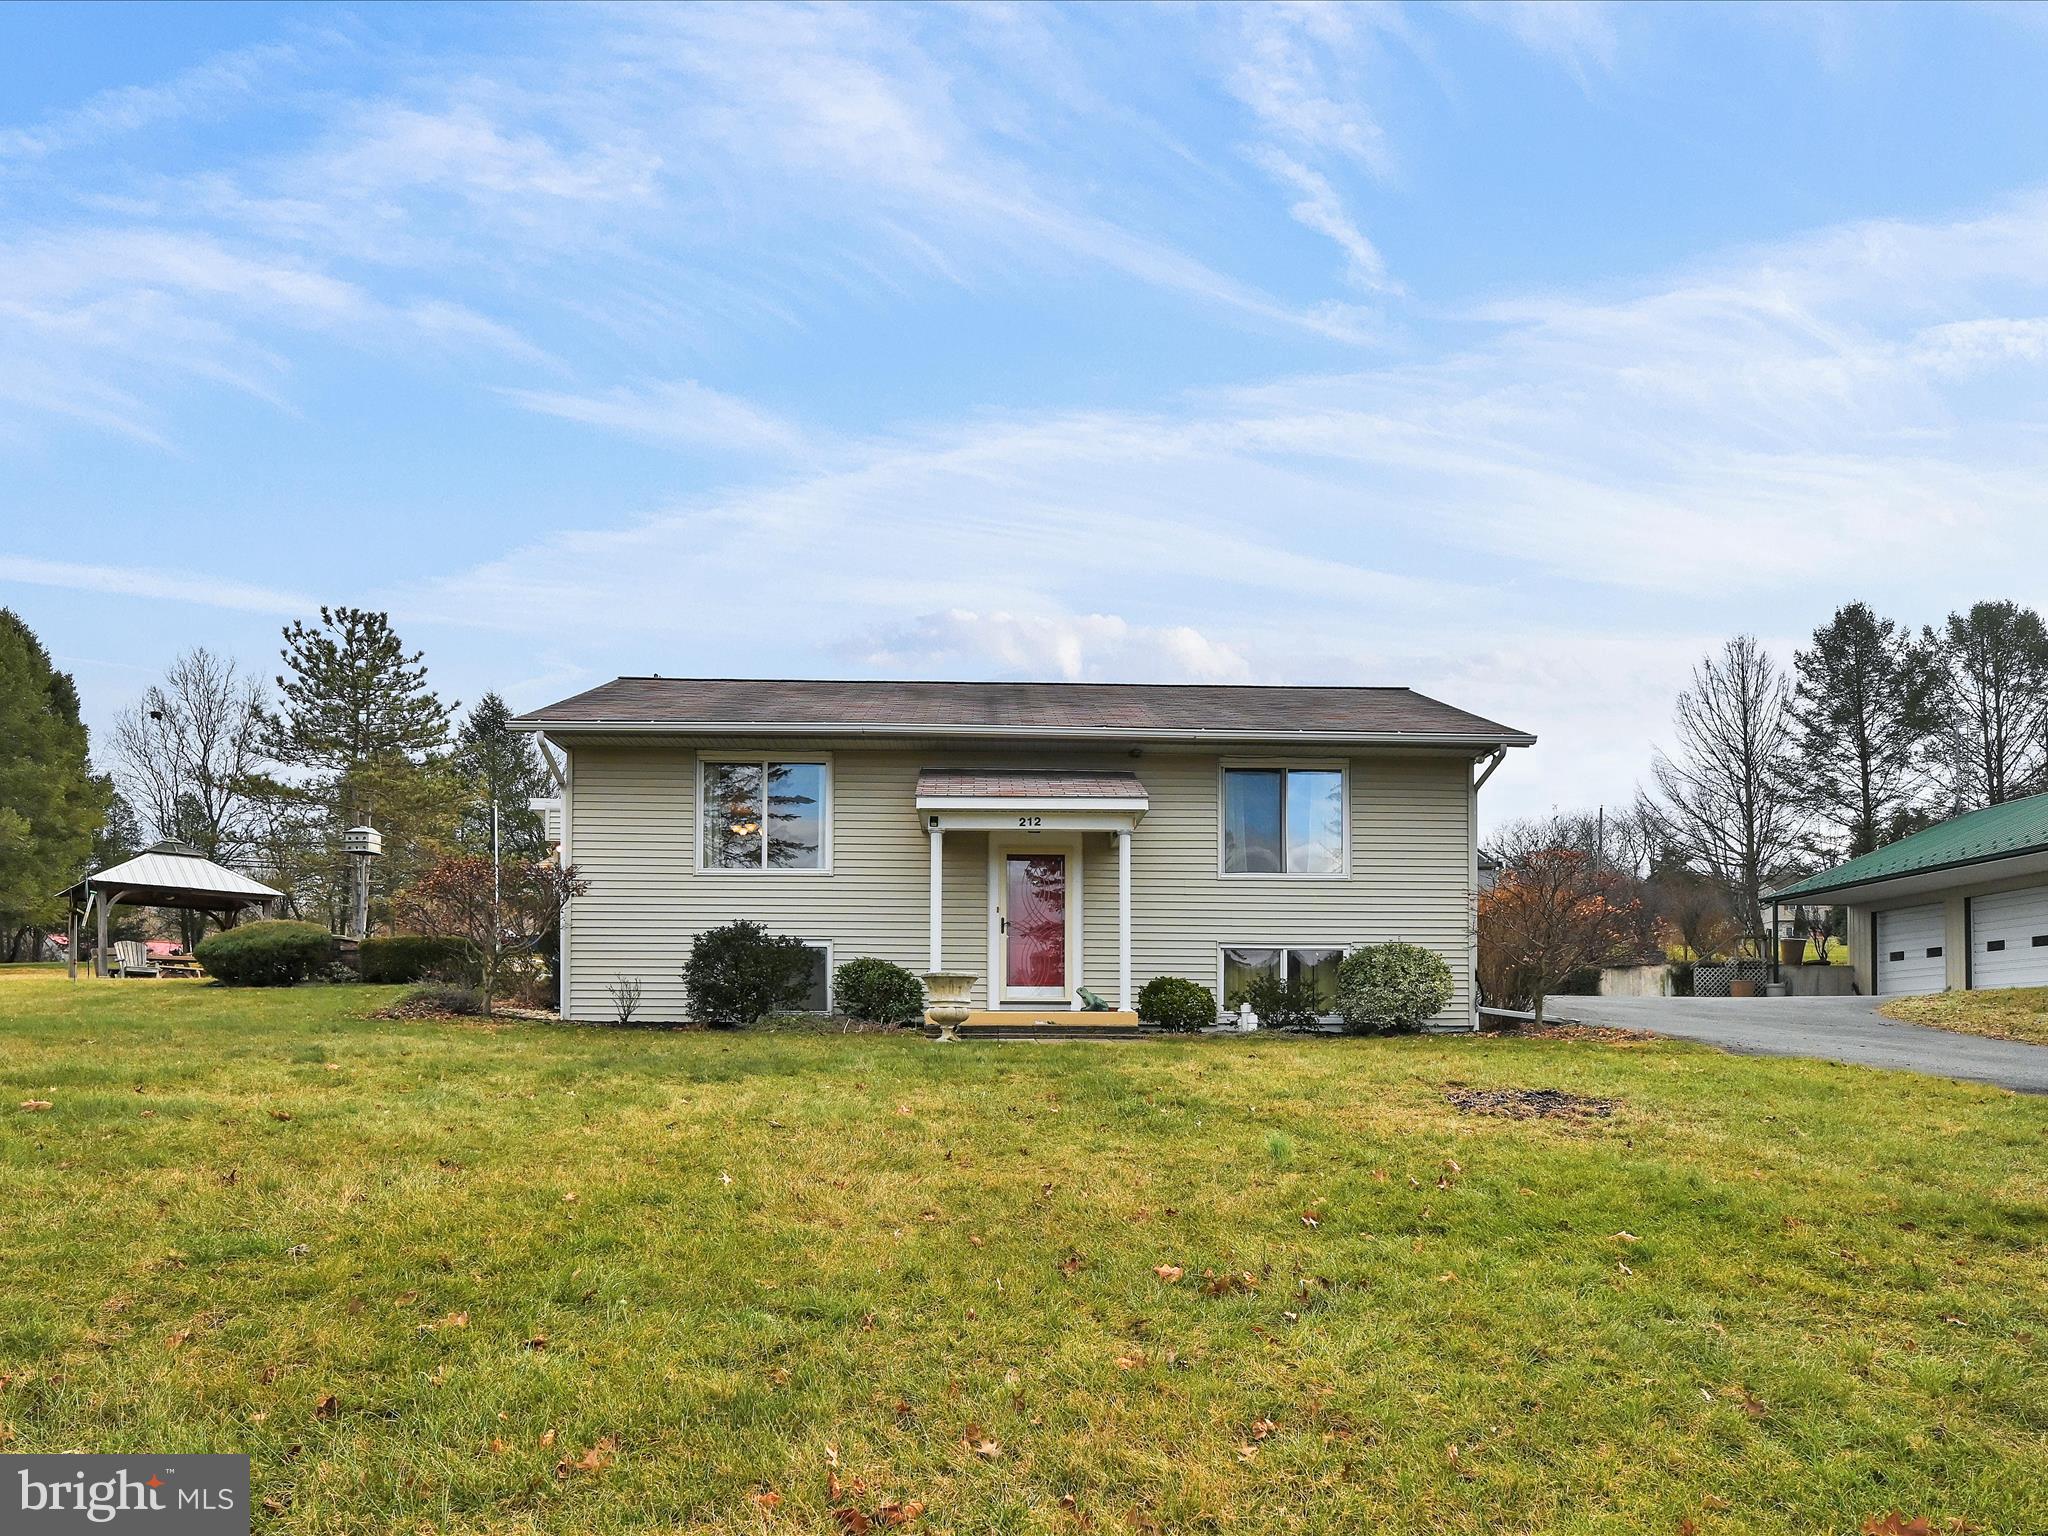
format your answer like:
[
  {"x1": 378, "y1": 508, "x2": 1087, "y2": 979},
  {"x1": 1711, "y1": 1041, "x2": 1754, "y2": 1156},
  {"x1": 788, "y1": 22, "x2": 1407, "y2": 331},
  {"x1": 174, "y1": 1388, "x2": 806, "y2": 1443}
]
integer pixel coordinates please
[
  {"x1": 1788, "y1": 603, "x2": 1939, "y2": 858},
  {"x1": 0, "y1": 609, "x2": 111, "y2": 941},
  {"x1": 257, "y1": 607, "x2": 458, "y2": 929},
  {"x1": 452, "y1": 693, "x2": 552, "y2": 861},
  {"x1": 1924, "y1": 601, "x2": 2048, "y2": 808},
  {"x1": 263, "y1": 607, "x2": 456, "y2": 826}
]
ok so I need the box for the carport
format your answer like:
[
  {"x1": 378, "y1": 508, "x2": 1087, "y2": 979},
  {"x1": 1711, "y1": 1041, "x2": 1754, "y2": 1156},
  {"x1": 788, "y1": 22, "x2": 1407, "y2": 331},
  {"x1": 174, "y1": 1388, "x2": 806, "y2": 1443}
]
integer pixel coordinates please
[{"x1": 58, "y1": 841, "x2": 283, "y2": 979}]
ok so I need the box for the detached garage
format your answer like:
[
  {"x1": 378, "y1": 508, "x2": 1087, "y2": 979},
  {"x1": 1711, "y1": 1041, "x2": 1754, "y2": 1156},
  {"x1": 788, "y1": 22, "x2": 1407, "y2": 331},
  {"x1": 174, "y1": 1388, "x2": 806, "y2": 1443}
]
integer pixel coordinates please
[{"x1": 1771, "y1": 793, "x2": 2048, "y2": 998}]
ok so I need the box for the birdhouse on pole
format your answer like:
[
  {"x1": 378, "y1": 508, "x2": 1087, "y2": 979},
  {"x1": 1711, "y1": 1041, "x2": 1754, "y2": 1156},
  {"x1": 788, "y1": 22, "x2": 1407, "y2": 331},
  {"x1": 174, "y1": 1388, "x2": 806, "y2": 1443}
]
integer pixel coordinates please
[{"x1": 344, "y1": 825, "x2": 383, "y2": 940}]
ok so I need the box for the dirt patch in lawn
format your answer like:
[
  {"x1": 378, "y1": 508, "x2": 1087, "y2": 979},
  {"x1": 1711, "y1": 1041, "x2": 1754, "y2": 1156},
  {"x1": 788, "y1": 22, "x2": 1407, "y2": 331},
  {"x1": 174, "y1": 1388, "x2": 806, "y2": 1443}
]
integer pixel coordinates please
[{"x1": 1445, "y1": 1085, "x2": 1621, "y2": 1120}]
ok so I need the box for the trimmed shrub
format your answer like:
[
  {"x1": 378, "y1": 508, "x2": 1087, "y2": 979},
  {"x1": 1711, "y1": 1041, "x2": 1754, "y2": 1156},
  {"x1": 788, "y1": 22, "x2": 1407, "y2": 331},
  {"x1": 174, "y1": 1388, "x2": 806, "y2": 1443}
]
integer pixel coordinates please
[
  {"x1": 1335, "y1": 942, "x2": 1454, "y2": 1034},
  {"x1": 195, "y1": 920, "x2": 333, "y2": 987},
  {"x1": 1669, "y1": 959, "x2": 1695, "y2": 997},
  {"x1": 833, "y1": 957, "x2": 925, "y2": 1025},
  {"x1": 360, "y1": 933, "x2": 480, "y2": 985},
  {"x1": 683, "y1": 920, "x2": 816, "y2": 1026},
  {"x1": 1233, "y1": 972, "x2": 1324, "y2": 1030},
  {"x1": 1136, "y1": 975, "x2": 1216, "y2": 1032}
]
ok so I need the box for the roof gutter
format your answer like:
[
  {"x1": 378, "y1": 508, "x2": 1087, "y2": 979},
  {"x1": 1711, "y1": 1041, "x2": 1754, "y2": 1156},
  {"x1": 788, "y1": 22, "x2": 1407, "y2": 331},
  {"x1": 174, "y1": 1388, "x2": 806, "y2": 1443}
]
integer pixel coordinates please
[
  {"x1": 510, "y1": 719, "x2": 1537, "y2": 749},
  {"x1": 1768, "y1": 843, "x2": 2048, "y2": 904}
]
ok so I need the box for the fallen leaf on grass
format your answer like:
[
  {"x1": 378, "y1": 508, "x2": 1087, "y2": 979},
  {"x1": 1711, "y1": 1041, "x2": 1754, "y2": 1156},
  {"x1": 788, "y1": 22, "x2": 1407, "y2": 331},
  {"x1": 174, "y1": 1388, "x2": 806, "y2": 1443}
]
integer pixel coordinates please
[
  {"x1": 312, "y1": 1394, "x2": 337, "y2": 1420},
  {"x1": 439, "y1": 1312, "x2": 469, "y2": 1329},
  {"x1": 165, "y1": 1330, "x2": 192, "y2": 1350},
  {"x1": 19, "y1": 1100, "x2": 52, "y2": 1112},
  {"x1": 1862, "y1": 1516, "x2": 1934, "y2": 1536},
  {"x1": 1236, "y1": 1443, "x2": 1257, "y2": 1463},
  {"x1": 261, "y1": 1496, "x2": 289, "y2": 1515},
  {"x1": 487, "y1": 1437, "x2": 507, "y2": 1454},
  {"x1": 1113, "y1": 1354, "x2": 1144, "y2": 1371},
  {"x1": 962, "y1": 1422, "x2": 1002, "y2": 1459},
  {"x1": 1702, "y1": 1495, "x2": 1731, "y2": 1511},
  {"x1": 268, "y1": 1109, "x2": 292, "y2": 1121},
  {"x1": 1250, "y1": 1417, "x2": 1278, "y2": 1441},
  {"x1": 1612, "y1": 1231, "x2": 1641, "y2": 1244},
  {"x1": 1152, "y1": 1265, "x2": 1183, "y2": 1284},
  {"x1": 749, "y1": 1489, "x2": 782, "y2": 1511},
  {"x1": 555, "y1": 1436, "x2": 617, "y2": 1477},
  {"x1": 539, "y1": 1428, "x2": 556, "y2": 1448},
  {"x1": 1300, "y1": 1211, "x2": 1321, "y2": 1229},
  {"x1": 1678, "y1": 1520, "x2": 1699, "y2": 1536},
  {"x1": 522, "y1": 1336, "x2": 548, "y2": 1351},
  {"x1": 876, "y1": 1498, "x2": 925, "y2": 1526},
  {"x1": 834, "y1": 1510, "x2": 872, "y2": 1535},
  {"x1": 1058, "y1": 1253, "x2": 1084, "y2": 1277}
]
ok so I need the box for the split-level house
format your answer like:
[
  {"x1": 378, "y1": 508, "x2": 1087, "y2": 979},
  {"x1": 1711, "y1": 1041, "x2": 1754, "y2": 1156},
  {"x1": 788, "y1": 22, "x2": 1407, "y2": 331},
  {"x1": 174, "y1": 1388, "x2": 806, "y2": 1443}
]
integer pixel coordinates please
[{"x1": 513, "y1": 679, "x2": 1534, "y2": 1029}]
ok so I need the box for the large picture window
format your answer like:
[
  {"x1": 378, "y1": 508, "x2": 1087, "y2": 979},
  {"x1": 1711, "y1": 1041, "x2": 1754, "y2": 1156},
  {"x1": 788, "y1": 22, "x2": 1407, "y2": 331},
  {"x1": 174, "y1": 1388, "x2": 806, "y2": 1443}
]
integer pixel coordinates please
[
  {"x1": 1221, "y1": 766, "x2": 1344, "y2": 874},
  {"x1": 701, "y1": 759, "x2": 828, "y2": 871},
  {"x1": 1221, "y1": 946, "x2": 1344, "y2": 1015}
]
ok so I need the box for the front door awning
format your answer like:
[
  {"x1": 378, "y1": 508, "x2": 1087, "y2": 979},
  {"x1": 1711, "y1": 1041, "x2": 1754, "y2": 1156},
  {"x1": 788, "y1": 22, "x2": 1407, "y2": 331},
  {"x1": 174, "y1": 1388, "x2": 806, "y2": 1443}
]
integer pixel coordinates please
[{"x1": 915, "y1": 769, "x2": 1147, "y2": 830}]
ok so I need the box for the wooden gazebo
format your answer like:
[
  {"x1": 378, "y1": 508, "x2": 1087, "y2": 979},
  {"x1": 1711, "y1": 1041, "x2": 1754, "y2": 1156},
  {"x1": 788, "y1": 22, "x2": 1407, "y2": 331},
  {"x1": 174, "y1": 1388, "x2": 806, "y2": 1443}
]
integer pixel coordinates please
[{"x1": 58, "y1": 841, "x2": 283, "y2": 979}]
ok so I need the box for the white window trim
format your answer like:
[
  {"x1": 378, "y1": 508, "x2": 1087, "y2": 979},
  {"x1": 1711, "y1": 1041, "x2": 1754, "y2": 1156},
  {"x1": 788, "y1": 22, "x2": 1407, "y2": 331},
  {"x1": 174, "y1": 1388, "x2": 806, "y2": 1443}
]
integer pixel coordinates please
[
  {"x1": 696, "y1": 752, "x2": 834, "y2": 875},
  {"x1": 1216, "y1": 759, "x2": 1351, "y2": 880},
  {"x1": 1216, "y1": 942, "x2": 1350, "y2": 1022}
]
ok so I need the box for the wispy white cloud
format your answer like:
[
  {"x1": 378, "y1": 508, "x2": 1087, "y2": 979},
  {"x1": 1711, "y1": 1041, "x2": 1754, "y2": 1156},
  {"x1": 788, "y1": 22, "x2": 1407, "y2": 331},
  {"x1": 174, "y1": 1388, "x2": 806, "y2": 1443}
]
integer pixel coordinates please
[
  {"x1": 0, "y1": 40, "x2": 303, "y2": 162},
  {"x1": 845, "y1": 609, "x2": 1255, "y2": 683},
  {"x1": 1463, "y1": 2, "x2": 1621, "y2": 83},
  {"x1": 0, "y1": 557, "x2": 311, "y2": 615},
  {"x1": 500, "y1": 379, "x2": 809, "y2": 454},
  {"x1": 1248, "y1": 147, "x2": 1396, "y2": 292}
]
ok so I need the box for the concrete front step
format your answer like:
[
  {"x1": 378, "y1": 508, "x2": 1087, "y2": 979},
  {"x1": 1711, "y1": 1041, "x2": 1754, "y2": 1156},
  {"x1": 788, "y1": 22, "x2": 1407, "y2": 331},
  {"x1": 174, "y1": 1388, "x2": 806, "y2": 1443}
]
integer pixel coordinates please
[{"x1": 926, "y1": 1007, "x2": 1144, "y2": 1040}]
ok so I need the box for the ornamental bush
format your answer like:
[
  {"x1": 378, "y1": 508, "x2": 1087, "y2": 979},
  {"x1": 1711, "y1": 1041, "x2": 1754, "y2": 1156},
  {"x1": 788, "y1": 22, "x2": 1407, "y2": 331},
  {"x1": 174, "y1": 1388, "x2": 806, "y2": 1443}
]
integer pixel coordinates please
[
  {"x1": 1335, "y1": 942, "x2": 1454, "y2": 1034},
  {"x1": 683, "y1": 920, "x2": 816, "y2": 1026},
  {"x1": 195, "y1": 920, "x2": 334, "y2": 987},
  {"x1": 360, "y1": 933, "x2": 480, "y2": 985},
  {"x1": 1136, "y1": 975, "x2": 1216, "y2": 1032},
  {"x1": 832, "y1": 956, "x2": 925, "y2": 1025},
  {"x1": 1233, "y1": 972, "x2": 1324, "y2": 1030}
]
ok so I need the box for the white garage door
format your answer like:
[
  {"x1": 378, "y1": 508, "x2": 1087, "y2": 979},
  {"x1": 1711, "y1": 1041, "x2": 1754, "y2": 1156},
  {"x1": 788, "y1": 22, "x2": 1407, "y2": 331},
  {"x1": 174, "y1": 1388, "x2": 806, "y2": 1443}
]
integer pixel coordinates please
[
  {"x1": 1876, "y1": 905, "x2": 1946, "y2": 995},
  {"x1": 1969, "y1": 886, "x2": 2048, "y2": 990}
]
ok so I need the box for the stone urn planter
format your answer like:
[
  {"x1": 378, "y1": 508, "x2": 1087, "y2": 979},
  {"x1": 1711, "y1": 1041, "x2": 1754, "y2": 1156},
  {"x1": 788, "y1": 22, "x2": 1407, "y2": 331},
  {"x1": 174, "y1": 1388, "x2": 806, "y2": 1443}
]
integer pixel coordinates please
[
  {"x1": 922, "y1": 971, "x2": 978, "y2": 1044},
  {"x1": 1729, "y1": 978, "x2": 1758, "y2": 998}
]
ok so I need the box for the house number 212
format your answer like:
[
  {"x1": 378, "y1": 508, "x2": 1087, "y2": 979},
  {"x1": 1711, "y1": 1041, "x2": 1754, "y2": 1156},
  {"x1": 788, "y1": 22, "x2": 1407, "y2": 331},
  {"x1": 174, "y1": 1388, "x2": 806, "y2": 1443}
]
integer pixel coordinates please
[{"x1": 1017, "y1": 815, "x2": 1043, "y2": 828}]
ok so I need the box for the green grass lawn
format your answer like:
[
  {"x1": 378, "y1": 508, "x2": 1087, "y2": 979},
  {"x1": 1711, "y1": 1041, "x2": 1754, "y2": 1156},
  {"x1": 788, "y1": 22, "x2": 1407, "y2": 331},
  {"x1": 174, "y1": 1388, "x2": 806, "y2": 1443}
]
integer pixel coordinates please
[
  {"x1": 1882, "y1": 987, "x2": 2048, "y2": 1048},
  {"x1": 3, "y1": 971, "x2": 2044, "y2": 1535}
]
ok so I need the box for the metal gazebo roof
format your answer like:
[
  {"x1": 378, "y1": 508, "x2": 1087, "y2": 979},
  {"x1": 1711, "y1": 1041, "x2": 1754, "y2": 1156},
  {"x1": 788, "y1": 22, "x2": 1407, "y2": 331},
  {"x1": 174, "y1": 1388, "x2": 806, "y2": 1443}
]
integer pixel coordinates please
[{"x1": 61, "y1": 841, "x2": 283, "y2": 914}]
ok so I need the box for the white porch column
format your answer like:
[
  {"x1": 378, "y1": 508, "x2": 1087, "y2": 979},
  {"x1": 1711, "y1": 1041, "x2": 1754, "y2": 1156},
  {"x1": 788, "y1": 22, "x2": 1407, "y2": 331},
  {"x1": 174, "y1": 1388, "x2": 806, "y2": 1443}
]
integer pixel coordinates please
[
  {"x1": 1118, "y1": 828, "x2": 1132, "y2": 1009},
  {"x1": 928, "y1": 825, "x2": 944, "y2": 972}
]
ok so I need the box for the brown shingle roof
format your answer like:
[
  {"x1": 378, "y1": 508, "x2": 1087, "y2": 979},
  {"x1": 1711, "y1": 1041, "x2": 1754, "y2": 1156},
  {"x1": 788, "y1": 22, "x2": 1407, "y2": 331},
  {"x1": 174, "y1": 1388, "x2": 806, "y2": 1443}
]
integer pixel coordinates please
[
  {"x1": 916, "y1": 769, "x2": 1147, "y2": 801},
  {"x1": 516, "y1": 678, "x2": 1533, "y2": 744}
]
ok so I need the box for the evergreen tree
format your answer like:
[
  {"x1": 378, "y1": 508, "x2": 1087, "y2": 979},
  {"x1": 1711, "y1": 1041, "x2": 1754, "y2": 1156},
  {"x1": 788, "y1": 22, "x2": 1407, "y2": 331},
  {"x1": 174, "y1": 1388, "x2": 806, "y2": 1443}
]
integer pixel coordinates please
[
  {"x1": 258, "y1": 607, "x2": 458, "y2": 929},
  {"x1": 452, "y1": 693, "x2": 552, "y2": 861},
  {"x1": 1788, "y1": 603, "x2": 1939, "y2": 858},
  {"x1": 1924, "y1": 601, "x2": 2048, "y2": 808},
  {"x1": 0, "y1": 609, "x2": 111, "y2": 942},
  {"x1": 264, "y1": 607, "x2": 456, "y2": 825}
]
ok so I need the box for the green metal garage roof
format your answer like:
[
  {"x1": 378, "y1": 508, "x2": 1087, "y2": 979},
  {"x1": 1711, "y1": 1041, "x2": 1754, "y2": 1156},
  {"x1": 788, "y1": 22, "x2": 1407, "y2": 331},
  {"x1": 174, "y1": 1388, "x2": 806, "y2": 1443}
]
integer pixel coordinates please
[{"x1": 1771, "y1": 792, "x2": 2048, "y2": 902}]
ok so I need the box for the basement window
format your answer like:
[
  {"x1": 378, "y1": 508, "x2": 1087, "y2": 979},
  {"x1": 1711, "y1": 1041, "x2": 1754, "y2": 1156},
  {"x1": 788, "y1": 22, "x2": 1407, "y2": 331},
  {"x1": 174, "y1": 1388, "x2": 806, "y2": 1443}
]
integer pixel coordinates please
[{"x1": 1220, "y1": 946, "x2": 1343, "y2": 1016}]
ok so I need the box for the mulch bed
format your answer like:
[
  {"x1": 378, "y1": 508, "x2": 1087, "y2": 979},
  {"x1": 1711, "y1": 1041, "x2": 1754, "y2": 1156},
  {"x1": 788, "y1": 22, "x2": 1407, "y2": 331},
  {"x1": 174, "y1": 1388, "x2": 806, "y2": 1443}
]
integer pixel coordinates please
[{"x1": 1444, "y1": 1086, "x2": 1620, "y2": 1120}]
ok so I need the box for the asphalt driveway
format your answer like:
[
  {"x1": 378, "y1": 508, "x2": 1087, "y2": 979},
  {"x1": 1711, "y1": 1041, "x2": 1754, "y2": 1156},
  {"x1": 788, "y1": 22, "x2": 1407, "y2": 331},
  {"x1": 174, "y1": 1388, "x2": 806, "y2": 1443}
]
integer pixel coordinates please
[{"x1": 1543, "y1": 993, "x2": 2048, "y2": 1094}]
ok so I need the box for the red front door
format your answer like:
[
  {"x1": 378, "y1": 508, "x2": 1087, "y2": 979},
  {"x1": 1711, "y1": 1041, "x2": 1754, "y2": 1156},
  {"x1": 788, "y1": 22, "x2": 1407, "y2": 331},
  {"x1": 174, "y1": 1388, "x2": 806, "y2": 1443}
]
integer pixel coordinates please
[{"x1": 1004, "y1": 852, "x2": 1068, "y2": 997}]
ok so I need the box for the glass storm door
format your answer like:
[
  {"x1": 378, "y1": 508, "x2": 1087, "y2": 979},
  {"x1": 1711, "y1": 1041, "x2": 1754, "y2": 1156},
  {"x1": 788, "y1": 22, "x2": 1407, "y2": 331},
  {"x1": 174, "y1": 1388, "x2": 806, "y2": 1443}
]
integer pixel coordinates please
[{"x1": 1002, "y1": 852, "x2": 1069, "y2": 1001}]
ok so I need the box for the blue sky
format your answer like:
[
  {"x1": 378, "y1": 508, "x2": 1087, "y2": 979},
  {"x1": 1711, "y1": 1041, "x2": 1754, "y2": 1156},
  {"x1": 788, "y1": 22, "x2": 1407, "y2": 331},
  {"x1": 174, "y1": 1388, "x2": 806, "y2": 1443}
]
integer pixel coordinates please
[{"x1": 6, "y1": 2, "x2": 2048, "y2": 827}]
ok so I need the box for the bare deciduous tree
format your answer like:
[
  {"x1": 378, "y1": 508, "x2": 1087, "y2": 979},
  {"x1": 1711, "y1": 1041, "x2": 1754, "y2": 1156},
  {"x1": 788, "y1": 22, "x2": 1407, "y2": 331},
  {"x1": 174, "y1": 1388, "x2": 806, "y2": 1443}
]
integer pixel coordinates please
[
  {"x1": 1924, "y1": 600, "x2": 2048, "y2": 809},
  {"x1": 1640, "y1": 635, "x2": 1804, "y2": 957},
  {"x1": 113, "y1": 648, "x2": 270, "y2": 864},
  {"x1": 1478, "y1": 813, "x2": 1640, "y2": 1025}
]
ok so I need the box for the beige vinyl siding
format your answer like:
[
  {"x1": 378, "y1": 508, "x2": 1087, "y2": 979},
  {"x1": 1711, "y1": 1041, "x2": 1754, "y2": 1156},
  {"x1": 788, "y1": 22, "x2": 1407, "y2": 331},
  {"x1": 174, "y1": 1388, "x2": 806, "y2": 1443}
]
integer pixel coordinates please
[{"x1": 562, "y1": 741, "x2": 1477, "y2": 1026}]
